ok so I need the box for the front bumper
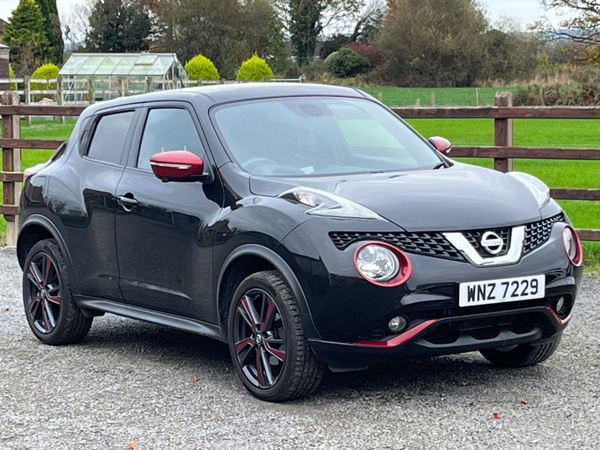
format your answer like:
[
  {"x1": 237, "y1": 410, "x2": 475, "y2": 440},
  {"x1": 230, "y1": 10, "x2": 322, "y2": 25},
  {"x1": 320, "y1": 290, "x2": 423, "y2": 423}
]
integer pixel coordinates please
[
  {"x1": 281, "y1": 214, "x2": 583, "y2": 367},
  {"x1": 309, "y1": 304, "x2": 569, "y2": 367}
]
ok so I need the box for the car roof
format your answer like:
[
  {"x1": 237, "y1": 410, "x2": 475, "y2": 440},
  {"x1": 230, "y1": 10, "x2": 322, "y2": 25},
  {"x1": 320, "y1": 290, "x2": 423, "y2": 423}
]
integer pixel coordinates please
[{"x1": 82, "y1": 83, "x2": 370, "y2": 116}]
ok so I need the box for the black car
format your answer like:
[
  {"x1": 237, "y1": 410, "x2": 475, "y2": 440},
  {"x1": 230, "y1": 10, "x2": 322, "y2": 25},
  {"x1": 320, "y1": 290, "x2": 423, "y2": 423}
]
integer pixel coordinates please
[{"x1": 17, "y1": 84, "x2": 583, "y2": 402}]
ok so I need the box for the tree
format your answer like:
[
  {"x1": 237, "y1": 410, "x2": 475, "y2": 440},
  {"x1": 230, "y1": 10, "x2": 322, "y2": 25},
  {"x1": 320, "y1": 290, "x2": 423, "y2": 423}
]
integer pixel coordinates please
[
  {"x1": 245, "y1": 0, "x2": 287, "y2": 73},
  {"x1": 541, "y1": 1, "x2": 600, "y2": 47},
  {"x1": 377, "y1": 0, "x2": 487, "y2": 87},
  {"x1": 2, "y1": 0, "x2": 49, "y2": 76},
  {"x1": 60, "y1": 0, "x2": 96, "y2": 52},
  {"x1": 35, "y1": 0, "x2": 64, "y2": 65},
  {"x1": 540, "y1": 1, "x2": 600, "y2": 63},
  {"x1": 272, "y1": 0, "x2": 364, "y2": 65},
  {"x1": 150, "y1": 0, "x2": 286, "y2": 77},
  {"x1": 85, "y1": 0, "x2": 152, "y2": 52}
]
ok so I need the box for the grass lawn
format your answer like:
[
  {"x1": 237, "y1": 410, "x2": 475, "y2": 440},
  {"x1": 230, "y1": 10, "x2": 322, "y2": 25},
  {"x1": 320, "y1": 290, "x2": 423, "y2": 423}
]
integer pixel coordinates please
[
  {"x1": 2, "y1": 95, "x2": 599, "y2": 269},
  {"x1": 361, "y1": 86, "x2": 519, "y2": 107}
]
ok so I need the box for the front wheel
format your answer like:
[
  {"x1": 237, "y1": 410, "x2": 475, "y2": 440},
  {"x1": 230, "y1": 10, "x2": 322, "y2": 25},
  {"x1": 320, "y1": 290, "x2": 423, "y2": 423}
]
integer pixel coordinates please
[
  {"x1": 227, "y1": 270, "x2": 323, "y2": 402},
  {"x1": 480, "y1": 336, "x2": 561, "y2": 367}
]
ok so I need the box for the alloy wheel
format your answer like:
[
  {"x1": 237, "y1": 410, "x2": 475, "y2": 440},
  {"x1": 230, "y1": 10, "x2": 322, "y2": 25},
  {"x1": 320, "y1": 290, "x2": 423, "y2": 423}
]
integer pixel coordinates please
[
  {"x1": 25, "y1": 252, "x2": 62, "y2": 334},
  {"x1": 233, "y1": 288, "x2": 287, "y2": 388}
]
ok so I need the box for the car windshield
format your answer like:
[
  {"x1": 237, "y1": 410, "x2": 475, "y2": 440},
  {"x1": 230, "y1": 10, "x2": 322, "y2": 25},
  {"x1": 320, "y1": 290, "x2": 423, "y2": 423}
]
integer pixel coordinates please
[{"x1": 212, "y1": 97, "x2": 443, "y2": 176}]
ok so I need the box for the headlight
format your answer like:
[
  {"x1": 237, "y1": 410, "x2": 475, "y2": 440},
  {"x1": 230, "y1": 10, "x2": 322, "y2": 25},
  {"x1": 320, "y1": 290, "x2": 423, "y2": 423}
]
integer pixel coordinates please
[
  {"x1": 562, "y1": 225, "x2": 583, "y2": 267},
  {"x1": 354, "y1": 242, "x2": 412, "y2": 287},
  {"x1": 278, "y1": 187, "x2": 386, "y2": 221},
  {"x1": 507, "y1": 172, "x2": 550, "y2": 208}
]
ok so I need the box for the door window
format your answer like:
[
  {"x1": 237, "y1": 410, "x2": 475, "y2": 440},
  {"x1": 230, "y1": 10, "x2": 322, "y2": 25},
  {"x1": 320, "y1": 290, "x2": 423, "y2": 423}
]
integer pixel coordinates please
[
  {"x1": 87, "y1": 111, "x2": 135, "y2": 164},
  {"x1": 137, "y1": 108, "x2": 205, "y2": 170}
]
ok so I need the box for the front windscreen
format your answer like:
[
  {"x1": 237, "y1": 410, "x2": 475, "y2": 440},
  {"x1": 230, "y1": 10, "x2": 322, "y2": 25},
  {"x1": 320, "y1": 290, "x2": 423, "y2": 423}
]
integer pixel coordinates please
[{"x1": 212, "y1": 97, "x2": 442, "y2": 176}]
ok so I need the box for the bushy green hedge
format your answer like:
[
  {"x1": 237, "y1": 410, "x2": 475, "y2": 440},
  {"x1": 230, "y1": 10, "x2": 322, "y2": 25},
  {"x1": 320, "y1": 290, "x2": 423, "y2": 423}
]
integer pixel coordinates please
[
  {"x1": 237, "y1": 54, "x2": 274, "y2": 81},
  {"x1": 185, "y1": 54, "x2": 220, "y2": 81},
  {"x1": 31, "y1": 63, "x2": 59, "y2": 90},
  {"x1": 324, "y1": 48, "x2": 370, "y2": 78}
]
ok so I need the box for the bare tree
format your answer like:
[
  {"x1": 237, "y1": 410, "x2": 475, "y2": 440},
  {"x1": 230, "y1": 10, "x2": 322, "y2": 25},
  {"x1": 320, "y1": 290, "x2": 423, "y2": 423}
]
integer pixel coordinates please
[
  {"x1": 60, "y1": 0, "x2": 97, "y2": 50},
  {"x1": 541, "y1": 0, "x2": 600, "y2": 46}
]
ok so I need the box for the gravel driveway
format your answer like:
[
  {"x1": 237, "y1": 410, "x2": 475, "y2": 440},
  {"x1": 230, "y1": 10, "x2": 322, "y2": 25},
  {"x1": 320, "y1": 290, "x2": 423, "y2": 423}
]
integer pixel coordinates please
[{"x1": 1, "y1": 247, "x2": 599, "y2": 449}]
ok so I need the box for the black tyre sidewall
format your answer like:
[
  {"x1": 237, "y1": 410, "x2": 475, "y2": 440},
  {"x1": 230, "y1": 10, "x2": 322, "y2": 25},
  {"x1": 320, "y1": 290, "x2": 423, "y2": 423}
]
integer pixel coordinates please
[
  {"x1": 22, "y1": 239, "x2": 87, "y2": 345},
  {"x1": 227, "y1": 273, "x2": 304, "y2": 401}
]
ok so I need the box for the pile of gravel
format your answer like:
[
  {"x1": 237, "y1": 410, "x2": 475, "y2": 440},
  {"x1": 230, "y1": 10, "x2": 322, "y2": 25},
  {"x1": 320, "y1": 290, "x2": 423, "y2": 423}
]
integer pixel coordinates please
[{"x1": 1, "y1": 247, "x2": 598, "y2": 449}]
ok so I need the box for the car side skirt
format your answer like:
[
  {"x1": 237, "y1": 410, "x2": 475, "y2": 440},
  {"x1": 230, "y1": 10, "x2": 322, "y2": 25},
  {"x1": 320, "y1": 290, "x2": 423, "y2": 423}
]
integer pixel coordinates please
[{"x1": 76, "y1": 297, "x2": 225, "y2": 341}]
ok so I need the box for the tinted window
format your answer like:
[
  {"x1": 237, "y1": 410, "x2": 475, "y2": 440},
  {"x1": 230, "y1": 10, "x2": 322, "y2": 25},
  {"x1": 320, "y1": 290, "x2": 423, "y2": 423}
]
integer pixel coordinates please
[
  {"x1": 87, "y1": 111, "x2": 134, "y2": 164},
  {"x1": 137, "y1": 108, "x2": 204, "y2": 170}
]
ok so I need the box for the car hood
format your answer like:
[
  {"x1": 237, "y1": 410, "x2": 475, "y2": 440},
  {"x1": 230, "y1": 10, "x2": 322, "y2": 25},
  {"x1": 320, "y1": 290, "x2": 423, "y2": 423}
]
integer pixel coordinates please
[{"x1": 249, "y1": 164, "x2": 542, "y2": 232}]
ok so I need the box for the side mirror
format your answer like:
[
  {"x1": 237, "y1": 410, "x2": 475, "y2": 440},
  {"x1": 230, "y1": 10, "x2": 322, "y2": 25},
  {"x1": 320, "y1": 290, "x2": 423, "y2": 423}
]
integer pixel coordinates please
[
  {"x1": 428, "y1": 136, "x2": 452, "y2": 156},
  {"x1": 150, "y1": 151, "x2": 206, "y2": 182}
]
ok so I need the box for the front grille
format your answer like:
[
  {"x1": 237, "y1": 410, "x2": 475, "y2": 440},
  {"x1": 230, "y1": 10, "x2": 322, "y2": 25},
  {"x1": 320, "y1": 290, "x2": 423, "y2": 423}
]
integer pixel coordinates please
[
  {"x1": 523, "y1": 213, "x2": 565, "y2": 255},
  {"x1": 330, "y1": 213, "x2": 565, "y2": 263},
  {"x1": 463, "y1": 228, "x2": 511, "y2": 258},
  {"x1": 328, "y1": 231, "x2": 466, "y2": 262}
]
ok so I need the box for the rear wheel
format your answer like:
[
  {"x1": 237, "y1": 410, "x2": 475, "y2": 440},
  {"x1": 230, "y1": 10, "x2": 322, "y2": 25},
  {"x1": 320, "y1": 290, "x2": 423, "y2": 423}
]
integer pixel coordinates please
[
  {"x1": 23, "y1": 239, "x2": 93, "y2": 345},
  {"x1": 227, "y1": 270, "x2": 323, "y2": 402},
  {"x1": 480, "y1": 336, "x2": 561, "y2": 367}
]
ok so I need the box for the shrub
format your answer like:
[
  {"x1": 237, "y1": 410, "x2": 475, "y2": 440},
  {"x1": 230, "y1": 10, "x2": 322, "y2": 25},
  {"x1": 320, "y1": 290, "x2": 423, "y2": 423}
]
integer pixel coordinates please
[
  {"x1": 237, "y1": 53, "x2": 274, "y2": 81},
  {"x1": 185, "y1": 54, "x2": 220, "y2": 81},
  {"x1": 31, "y1": 63, "x2": 59, "y2": 90},
  {"x1": 324, "y1": 48, "x2": 370, "y2": 78},
  {"x1": 343, "y1": 42, "x2": 384, "y2": 67}
]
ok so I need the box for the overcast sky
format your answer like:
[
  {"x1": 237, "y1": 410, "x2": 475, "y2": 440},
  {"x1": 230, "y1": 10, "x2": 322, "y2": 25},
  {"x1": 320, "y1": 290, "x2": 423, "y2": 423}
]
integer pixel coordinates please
[{"x1": 0, "y1": 0, "x2": 575, "y2": 26}]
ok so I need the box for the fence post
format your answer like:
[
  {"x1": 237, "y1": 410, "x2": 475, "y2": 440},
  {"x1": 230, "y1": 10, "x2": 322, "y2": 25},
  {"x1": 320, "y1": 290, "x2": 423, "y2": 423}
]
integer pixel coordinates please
[
  {"x1": 118, "y1": 77, "x2": 124, "y2": 97},
  {"x1": 1, "y1": 92, "x2": 21, "y2": 247},
  {"x1": 57, "y1": 75, "x2": 65, "y2": 124},
  {"x1": 24, "y1": 75, "x2": 31, "y2": 126},
  {"x1": 494, "y1": 91, "x2": 513, "y2": 173},
  {"x1": 476, "y1": 88, "x2": 481, "y2": 106},
  {"x1": 88, "y1": 76, "x2": 95, "y2": 104},
  {"x1": 146, "y1": 76, "x2": 153, "y2": 93},
  {"x1": 431, "y1": 91, "x2": 436, "y2": 106}
]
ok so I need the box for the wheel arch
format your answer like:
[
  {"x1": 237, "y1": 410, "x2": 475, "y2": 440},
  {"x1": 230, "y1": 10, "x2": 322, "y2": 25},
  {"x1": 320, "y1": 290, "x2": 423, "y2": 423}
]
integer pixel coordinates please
[
  {"x1": 216, "y1": 244, "x2": 321, "y2": 341},
  {"x1": 17, "y1": 215, "x2": 79, "y2": 292}
]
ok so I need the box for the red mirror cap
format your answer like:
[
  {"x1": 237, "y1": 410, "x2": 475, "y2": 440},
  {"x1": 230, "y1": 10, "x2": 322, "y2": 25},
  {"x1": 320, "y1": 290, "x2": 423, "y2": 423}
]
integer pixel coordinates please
[
  {"x1": 150, "y1": 151, "x2": 204, "y2": 181},
  {"x1": 428, "y1": 136, "x2": 452, "y2": 156}
]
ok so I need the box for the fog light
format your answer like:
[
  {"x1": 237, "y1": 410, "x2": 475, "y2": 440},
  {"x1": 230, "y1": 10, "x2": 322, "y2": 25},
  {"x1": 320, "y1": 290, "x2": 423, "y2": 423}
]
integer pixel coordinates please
[
  {"x1": 388, "y1": 316, "x2": 407, "y2": 333},
  {"x1": 556, "y1": 296, "x2": 565, "y2": 313}
]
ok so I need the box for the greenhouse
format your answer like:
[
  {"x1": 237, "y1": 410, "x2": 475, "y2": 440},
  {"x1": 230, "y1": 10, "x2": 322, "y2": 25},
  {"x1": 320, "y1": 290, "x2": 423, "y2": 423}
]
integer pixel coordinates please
[{"x1": 59, "y1": 53, "x2": 189, "y2": 103}]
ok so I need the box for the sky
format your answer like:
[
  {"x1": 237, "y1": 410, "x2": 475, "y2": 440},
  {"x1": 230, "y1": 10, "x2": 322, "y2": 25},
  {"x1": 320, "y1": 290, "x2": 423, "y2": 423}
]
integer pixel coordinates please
[{"x1": 0, "y1": 0, "x2": 576, "y2": 25}]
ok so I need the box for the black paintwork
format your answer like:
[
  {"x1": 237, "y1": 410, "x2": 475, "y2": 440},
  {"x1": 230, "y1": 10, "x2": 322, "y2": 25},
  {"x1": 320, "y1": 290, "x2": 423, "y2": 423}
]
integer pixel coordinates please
[{"x1": 18, "y1": 83, "x2": 583, "y2": 369}]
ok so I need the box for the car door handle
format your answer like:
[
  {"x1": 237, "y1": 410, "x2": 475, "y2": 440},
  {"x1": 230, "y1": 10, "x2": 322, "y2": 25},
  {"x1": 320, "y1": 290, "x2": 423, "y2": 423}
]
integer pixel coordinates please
[{"x1": 117, "y1": 195, "x2": 138, "y2": 210}]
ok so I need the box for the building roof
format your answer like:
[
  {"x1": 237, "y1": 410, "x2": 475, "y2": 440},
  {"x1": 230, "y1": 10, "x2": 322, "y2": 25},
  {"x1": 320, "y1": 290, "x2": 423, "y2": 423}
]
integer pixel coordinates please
[{"x1": 59, "y1": 53, "x2": 187, "y2": 77}]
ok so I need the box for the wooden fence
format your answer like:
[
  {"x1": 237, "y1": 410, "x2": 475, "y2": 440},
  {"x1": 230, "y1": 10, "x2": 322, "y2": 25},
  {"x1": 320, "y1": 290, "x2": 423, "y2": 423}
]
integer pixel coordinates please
[{"x1": 1, "y1": 91, "x2": 600, "y2": 246}]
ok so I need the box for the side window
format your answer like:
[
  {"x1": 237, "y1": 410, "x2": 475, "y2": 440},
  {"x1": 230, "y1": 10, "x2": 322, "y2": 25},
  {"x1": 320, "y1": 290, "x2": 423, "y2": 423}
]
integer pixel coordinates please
[
  {"x1": 137, "y1": 108, "x2": 205, "y2": 170},
  {"x1": 87, "y1": 111, "x2": 135, "y2": 164}
]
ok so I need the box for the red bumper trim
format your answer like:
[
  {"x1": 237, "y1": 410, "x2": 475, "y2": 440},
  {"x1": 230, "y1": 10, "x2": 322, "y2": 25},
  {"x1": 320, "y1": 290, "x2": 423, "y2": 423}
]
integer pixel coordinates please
[
  {"x1": 353, "y1": 319, "x2": 438, "y2": 348},
  {"x1": 546, "y1": 306, "x2": 571, "y2": 325}
]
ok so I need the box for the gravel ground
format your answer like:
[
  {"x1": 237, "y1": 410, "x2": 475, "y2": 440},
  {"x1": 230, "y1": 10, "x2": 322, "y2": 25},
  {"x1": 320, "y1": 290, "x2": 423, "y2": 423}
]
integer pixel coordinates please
[{"x1": 1, "y1": 247, "x2": 599, "y2": 450}]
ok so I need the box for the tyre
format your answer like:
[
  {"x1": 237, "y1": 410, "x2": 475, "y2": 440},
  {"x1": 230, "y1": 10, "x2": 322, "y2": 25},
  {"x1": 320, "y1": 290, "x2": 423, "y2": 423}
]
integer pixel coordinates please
[
  {"x1": 22, "y1": 239, "x2": 93, "y2": 345},
  {"x1": 227, "y1": 270, "x2": 323, "y2": 402},
  {"x1": 480, "y1": 336, "x2": 561, "y2": 367}
]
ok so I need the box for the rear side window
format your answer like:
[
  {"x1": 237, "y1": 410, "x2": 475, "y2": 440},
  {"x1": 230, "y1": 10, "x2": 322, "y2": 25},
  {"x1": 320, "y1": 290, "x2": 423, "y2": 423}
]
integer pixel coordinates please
[{"x1": 87, "y1": 111, "x2": 135, "y2": 164}]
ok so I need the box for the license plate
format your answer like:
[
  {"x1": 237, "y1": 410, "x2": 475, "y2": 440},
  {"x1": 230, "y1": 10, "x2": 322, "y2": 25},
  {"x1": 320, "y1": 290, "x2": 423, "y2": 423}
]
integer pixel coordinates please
[{"x1": 459, "y1": 275, "x2": 545, "y2": 307}]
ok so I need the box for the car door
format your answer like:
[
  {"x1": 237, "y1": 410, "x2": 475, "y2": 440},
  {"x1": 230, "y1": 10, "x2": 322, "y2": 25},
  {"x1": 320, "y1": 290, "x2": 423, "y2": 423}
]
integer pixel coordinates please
[
  {"x1": 59, "y1": 108, "x2": 138, "y2": 301},
  {"x1": 115, "y1": 103, "x2": 223, "y2": 321}
]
